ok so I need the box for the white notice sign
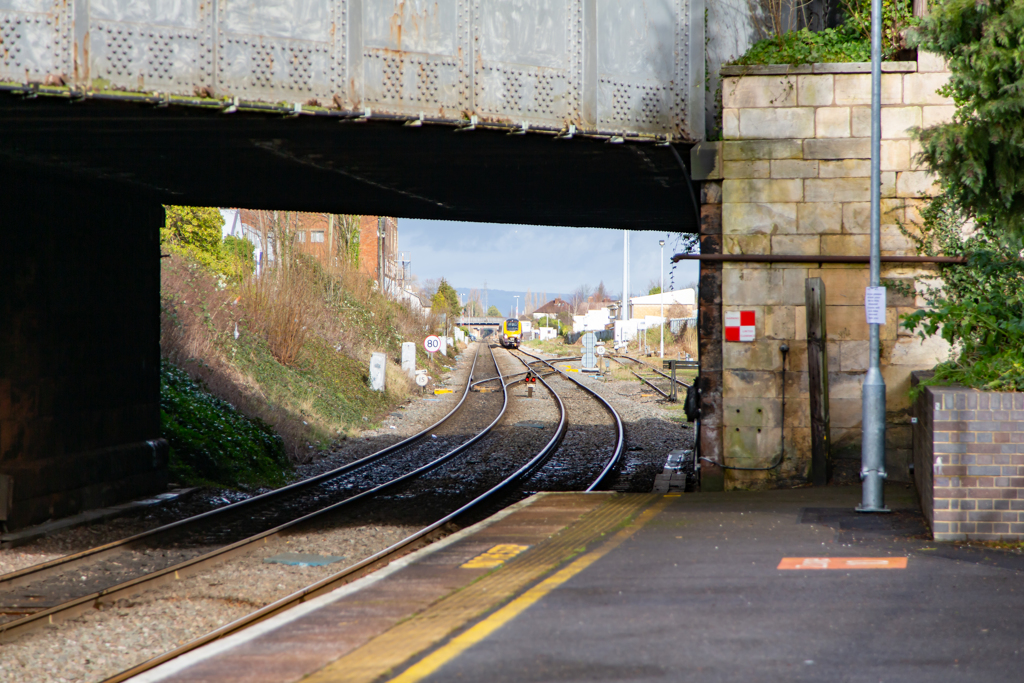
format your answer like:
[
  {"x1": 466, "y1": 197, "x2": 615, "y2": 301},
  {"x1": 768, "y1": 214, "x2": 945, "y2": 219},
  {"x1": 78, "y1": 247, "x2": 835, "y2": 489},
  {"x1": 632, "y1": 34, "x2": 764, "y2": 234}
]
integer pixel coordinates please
[{"x1": 864, "y1": 287, "x2": 887, "y2": 324}]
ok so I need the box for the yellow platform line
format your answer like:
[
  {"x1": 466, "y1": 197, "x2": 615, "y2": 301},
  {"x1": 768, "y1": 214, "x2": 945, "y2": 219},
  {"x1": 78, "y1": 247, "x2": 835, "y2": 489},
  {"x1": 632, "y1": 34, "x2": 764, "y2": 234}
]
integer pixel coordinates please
[
  {"x1": 391, "y1": 496, "x2": 671, "y2": 683},
  {"x1": 304, "y1": 494, "x2": 663, "y2": 683}
]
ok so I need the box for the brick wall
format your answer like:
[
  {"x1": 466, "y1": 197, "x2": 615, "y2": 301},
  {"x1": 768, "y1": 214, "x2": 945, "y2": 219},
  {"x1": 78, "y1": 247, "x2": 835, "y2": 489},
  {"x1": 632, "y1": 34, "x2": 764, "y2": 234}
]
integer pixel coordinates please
[
  {"x1": 914, "y1": 379, "x2": 1024, "y2": 541},
  {"x1": 704, "y1": 52, "x2": 954, "y2": 489}
]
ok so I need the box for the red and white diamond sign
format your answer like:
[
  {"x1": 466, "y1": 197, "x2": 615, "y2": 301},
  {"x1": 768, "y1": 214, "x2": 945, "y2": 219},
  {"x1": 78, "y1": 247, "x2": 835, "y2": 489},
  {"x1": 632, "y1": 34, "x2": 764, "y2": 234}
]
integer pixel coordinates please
[{"x1": 725, "y1": 311, "x2": 755, "y2": 342}]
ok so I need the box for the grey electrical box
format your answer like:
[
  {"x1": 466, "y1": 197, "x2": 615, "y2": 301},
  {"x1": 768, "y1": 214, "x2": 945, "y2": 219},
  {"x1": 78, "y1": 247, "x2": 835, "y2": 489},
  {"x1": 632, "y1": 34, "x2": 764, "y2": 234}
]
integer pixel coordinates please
[{"x1": 581, "y1": 332, "x2": 597, "y2": 372}]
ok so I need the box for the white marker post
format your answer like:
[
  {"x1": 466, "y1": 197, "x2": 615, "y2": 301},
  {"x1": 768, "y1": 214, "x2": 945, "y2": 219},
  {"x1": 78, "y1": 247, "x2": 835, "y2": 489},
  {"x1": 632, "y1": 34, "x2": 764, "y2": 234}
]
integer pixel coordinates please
[
  {"x1": 401, "y1": 342, "x2": 416, "y2": 379},
  {"x1": 369, "y1": 352, "x2": 386, "y2": 392}
]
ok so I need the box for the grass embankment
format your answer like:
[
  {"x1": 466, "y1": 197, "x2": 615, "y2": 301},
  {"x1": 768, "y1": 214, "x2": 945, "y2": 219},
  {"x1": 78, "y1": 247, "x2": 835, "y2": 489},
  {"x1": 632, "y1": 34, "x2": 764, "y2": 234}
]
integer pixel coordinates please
[
  {"x1": 161, "y1": 251, "x2": 453, "y2": 490},
  {"x1": 522, "y1": 338, "x2": 575, "y2": 356}
]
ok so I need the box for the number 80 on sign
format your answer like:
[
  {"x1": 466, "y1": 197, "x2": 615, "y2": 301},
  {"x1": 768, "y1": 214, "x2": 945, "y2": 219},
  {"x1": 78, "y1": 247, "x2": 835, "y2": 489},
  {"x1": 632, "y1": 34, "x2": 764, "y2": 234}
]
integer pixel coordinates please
[{"x1": 424, "y1": 335, "x2": 441, "y2": 353}]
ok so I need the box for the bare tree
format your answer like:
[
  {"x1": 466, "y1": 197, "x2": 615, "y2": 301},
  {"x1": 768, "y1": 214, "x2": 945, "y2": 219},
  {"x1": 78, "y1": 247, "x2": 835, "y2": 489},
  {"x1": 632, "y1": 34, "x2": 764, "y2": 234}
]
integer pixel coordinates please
[
  {"x1": 747, "y1": 0, "x2": 814, "y2": 40},
  {"x1": 569, "y1": 284, "x2": 593, "y2": 315},
  {"x1": 466, "y1": 288, "x2": 483, "y2": 317},
  {"x1": 420, "y1": 278, "x2": 440, "y2": 301},
  {"x1": 332, "y1": 214, "x2": 361, "y2": 267}
]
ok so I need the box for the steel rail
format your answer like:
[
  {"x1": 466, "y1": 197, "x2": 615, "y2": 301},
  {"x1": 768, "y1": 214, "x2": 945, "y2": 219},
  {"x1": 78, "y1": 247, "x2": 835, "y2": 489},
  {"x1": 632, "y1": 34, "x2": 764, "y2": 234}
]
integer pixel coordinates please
[
  {"x1": 0, "y1": 344, "x2": 486, "y2": 593},
  {"x1": 607, "y1": 356, "x2": 671, "y2": 399},
  {"x1": 608, "y1": 354, "x2": 695, "y2": 399},
  {"x1": 0, "y1": 345, "x2": 509, "y2": 643},
  {"x1": 619, "y1": 354, "x2": 695, "y2": 389},
  {"x1": 471, "y1": 355, "x2": 581, "y2": 388},
  {"x1": 513, "y1": 348, "x2": 625, "y2": 491},
  {"x1": 102, "y1": 348, "x2": 569, "y2": 683}
]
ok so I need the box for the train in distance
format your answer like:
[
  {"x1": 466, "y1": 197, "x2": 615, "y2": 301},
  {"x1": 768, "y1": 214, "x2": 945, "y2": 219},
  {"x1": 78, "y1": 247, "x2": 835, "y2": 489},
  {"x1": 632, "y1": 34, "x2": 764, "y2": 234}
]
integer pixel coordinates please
[{"x1": 499, "y1": 318, "x2": 522, "y2": 349}]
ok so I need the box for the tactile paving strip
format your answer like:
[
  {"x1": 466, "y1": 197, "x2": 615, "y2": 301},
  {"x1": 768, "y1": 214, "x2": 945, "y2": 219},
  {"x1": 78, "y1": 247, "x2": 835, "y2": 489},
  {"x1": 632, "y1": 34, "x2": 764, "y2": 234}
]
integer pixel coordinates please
[{"x1": 304, "y1": 494, "x2": 661, "y2": 683}]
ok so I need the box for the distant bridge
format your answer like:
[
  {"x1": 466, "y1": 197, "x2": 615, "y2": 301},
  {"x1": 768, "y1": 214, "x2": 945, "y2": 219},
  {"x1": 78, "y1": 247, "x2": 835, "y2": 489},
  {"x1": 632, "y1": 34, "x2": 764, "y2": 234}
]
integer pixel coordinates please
[{"x1": 459, "y1": 317, "x2": 507, "y2": 327}]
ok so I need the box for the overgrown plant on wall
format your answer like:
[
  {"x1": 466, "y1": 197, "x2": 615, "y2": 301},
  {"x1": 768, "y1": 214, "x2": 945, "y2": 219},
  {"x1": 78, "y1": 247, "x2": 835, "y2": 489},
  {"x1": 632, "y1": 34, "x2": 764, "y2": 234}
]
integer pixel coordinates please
[
  {"x1": 842, "y1": 0, "x2": 915, "y2": 56},
  {"x1": 733, "y1": 0, "x2": 912, "y2": 65},
  {"x1": 902, "y1": 194, "x2": 1024, "y2": 391},
  {"x1": 899, "y1": 0, "x2": 1024, "y2": 392}
]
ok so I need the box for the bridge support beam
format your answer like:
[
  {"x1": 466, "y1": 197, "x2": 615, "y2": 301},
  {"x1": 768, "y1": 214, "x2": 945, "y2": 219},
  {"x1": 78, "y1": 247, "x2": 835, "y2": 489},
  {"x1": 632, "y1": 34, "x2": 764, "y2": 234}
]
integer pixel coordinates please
[
  {"x1": 0, "y1": 168, "x2": 167, "y2": 530},
  {"x1": 698, "y1": 182, "x2": 725, "y2": 492}
]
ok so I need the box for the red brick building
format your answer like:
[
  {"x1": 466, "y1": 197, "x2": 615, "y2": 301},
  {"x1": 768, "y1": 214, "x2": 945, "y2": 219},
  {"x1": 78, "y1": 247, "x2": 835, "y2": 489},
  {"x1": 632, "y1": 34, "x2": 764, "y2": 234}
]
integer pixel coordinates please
[
  {"x1": 357, "y1": 215, "x2": 399, "y2": 291},
  {"x1": 235, "y1": 211, "x2": 398, "y2": 291}
]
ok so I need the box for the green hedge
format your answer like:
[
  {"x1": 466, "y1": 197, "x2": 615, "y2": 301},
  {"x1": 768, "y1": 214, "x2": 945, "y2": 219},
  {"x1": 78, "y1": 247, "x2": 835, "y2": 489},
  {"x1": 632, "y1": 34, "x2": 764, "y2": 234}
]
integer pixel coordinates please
[{"x1": 731, "y1": 28, "x2": 871, "y2": 66}]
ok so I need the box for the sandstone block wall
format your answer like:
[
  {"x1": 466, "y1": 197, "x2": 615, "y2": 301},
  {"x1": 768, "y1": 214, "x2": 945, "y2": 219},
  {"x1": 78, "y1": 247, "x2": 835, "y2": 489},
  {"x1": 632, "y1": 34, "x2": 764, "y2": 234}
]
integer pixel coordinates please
[{"x1": 709, "y1": 55, "x2": 953, "y2": 488}]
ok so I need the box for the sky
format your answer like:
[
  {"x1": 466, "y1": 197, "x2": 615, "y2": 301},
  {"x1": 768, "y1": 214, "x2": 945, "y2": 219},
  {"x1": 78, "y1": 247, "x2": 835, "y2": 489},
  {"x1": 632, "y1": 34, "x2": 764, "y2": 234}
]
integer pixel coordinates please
[{"x1": 397, "y1": 218, "x2": 700, "y2": 298}]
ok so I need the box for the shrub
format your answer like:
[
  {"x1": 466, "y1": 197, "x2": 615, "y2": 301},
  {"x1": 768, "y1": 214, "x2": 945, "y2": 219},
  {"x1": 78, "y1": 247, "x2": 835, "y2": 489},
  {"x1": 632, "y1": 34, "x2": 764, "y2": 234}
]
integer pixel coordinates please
[
  {"x1": 914, "y1": 0, "x2": 1024, "y2": 246},
  {"x1": 734, "y1": 0, "x2": 912, "y2": 66},
  {"x1": 902, "y1": 194, "x2": 1024, "y2": 391},
  {"x1": 732, "y1": 27, "x2": 870, "y2": 66},
  {"x1": 160, "y1": 361, "x2": 290, "y2": 489},
  {"x1": 222, "y1": 235, "x2": 255, "y2": 283},
  {"x1": 162, "y1": 206, "x2": 225, "y2": 270}
]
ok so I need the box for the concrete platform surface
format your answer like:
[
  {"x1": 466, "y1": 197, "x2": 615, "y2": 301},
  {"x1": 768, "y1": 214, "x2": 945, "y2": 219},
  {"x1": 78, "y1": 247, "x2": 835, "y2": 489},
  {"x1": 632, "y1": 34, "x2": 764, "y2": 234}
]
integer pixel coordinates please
[{"x1": 133, "y1": 487, "x2": 1024, "y2": 683}]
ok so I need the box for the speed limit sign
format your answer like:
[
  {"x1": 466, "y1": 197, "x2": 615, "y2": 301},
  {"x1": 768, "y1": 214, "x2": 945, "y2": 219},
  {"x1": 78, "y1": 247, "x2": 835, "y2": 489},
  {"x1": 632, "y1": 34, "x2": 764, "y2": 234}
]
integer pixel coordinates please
[{"x1": 424, "y1": 335, "x2": 441, "y2": 353}]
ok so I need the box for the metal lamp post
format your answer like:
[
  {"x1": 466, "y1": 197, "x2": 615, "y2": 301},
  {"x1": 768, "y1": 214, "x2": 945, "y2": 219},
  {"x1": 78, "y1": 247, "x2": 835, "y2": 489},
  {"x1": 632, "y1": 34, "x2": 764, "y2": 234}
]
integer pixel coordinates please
[
  {"x1": 513, "y1": 295, "x2": 520, "y2": 319},
  {"x1": 858, "y1": 0, "x2": 888, "y2": 513},
  {"x1": 659, "y1": 239, "x2": 665, "y2": 358}
]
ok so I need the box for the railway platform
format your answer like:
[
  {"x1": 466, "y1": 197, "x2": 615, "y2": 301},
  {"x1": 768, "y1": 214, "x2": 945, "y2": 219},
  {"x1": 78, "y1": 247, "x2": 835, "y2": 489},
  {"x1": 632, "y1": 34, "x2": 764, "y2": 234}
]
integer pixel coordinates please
[{"x1": 132, "y1": 486, "x2": 1024, "y2": 683}]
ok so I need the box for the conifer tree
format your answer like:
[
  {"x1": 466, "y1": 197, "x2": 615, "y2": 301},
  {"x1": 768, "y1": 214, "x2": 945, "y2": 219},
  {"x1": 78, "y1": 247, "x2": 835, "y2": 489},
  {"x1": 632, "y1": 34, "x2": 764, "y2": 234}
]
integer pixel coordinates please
[{"x1": 915, "y1": 0, "x2": 1024, "y2": 244}]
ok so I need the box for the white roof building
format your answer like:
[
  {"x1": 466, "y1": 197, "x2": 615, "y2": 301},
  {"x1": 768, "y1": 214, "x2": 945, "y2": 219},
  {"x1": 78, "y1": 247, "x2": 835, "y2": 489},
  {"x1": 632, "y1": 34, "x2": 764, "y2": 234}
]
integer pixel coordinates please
[{"x1": 629, "y1": 289, "x2": 695, "y2": 307}]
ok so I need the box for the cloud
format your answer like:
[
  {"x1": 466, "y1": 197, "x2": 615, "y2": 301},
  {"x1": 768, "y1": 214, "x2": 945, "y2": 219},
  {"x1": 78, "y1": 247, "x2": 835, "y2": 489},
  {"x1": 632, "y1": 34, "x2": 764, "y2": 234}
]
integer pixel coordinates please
[{"x1": 398, "y1": 218, "x2": 699, "y2": 295}]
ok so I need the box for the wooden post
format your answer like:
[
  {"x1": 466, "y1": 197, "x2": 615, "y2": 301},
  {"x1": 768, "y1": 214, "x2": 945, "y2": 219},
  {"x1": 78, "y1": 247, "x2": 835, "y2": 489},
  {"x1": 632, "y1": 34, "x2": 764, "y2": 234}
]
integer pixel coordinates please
[{"x1": 805, "y1": 278, "x2": 831, "y2": 485}]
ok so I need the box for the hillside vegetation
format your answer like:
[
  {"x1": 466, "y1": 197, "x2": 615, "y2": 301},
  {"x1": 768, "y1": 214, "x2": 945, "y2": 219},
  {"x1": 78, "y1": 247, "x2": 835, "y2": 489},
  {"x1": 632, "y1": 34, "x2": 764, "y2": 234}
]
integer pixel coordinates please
[{"x1": 160, "y1": 207, "x2": 453, "y2": 489}]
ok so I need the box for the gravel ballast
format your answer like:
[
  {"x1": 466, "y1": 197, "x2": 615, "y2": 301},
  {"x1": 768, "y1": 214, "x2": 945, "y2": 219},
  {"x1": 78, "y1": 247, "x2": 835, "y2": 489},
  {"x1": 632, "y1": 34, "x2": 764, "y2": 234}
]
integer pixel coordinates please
[{"x1": 0, "y1": 342, "x2": 694, "y2": 682}]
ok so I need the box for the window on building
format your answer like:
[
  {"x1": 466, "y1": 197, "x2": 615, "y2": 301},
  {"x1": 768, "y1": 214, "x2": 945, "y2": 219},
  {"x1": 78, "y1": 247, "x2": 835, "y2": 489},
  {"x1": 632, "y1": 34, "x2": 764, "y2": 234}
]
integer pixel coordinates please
[
  {"x1": 296, "y1": 231, "x2": 306, "y2": 243},
  {"x1": 311, "y1": 230, "x2": 325, "y2": 243}
]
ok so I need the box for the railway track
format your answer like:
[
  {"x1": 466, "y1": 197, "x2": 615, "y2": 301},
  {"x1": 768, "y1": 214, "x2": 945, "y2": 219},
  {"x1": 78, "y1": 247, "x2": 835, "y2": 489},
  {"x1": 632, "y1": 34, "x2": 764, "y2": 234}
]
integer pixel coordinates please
[
  {"x1": 610, "y1": 353, "x2": 694, "y2": 400},
  {"x1": 511, "y1": 347, "x2": 625, "y2": 491},
  {"x1": 0, "y1": 342, "x2": 506, "y2": 642},
  {"x1": 103, "y1": 346, "x2": 624, "y2": 683},
  {"x1": 1, "y1": 343, "x2": 628, "y2": 682}
]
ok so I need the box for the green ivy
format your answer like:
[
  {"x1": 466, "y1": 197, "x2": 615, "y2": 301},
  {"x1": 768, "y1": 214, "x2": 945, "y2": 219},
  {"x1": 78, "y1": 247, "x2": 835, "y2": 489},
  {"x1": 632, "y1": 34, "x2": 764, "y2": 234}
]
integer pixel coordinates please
[
  {"x1": 731, "y1": 27, "x2": 871, "y2": 66},
  {"x1": 160, "y1": 361, "x2": 291, "y2": 488}
]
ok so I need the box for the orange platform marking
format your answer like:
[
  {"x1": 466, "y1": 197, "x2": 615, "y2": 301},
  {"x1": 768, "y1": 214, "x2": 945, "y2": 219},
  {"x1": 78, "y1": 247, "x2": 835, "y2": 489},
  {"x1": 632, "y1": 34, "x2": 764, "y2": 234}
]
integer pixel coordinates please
[
  {"x1": 461, "y1": 544, "x2": 530, "y2": 569},
  {"x1": 778, "y1": 557, "x2": 908, "y2": 570}
]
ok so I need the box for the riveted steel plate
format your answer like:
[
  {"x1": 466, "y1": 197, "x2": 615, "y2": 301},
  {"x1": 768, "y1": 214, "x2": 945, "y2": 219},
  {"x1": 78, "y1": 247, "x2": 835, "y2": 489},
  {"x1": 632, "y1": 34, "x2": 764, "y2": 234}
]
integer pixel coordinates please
[
  {"x1": 0, "y1": 0, "x2": 73, "y2": 82},
  {"x1": 0, "y1": 0, "x2": 701, "y2": 140}
]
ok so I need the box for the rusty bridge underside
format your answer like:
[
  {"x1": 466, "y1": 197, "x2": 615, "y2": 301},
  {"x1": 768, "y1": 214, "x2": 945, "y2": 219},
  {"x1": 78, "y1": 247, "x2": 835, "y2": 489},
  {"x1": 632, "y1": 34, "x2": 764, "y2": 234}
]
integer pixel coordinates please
[{"x1": 0, "y1": 92, "x2": 698, "y2": 231}]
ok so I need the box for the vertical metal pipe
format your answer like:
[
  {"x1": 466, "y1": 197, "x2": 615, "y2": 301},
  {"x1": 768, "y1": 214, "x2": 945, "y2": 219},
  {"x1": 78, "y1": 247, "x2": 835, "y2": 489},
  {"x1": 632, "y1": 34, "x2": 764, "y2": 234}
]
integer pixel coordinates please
[
  {"x1": 622, "y1": 231, "x2": 629, "y2": 321},
  {"x1": 660, "y1": 239, "x2": 665, "y2": 358},
  {"x1": 859, "y1": 0, "x2": 889, "y2": 513}
]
